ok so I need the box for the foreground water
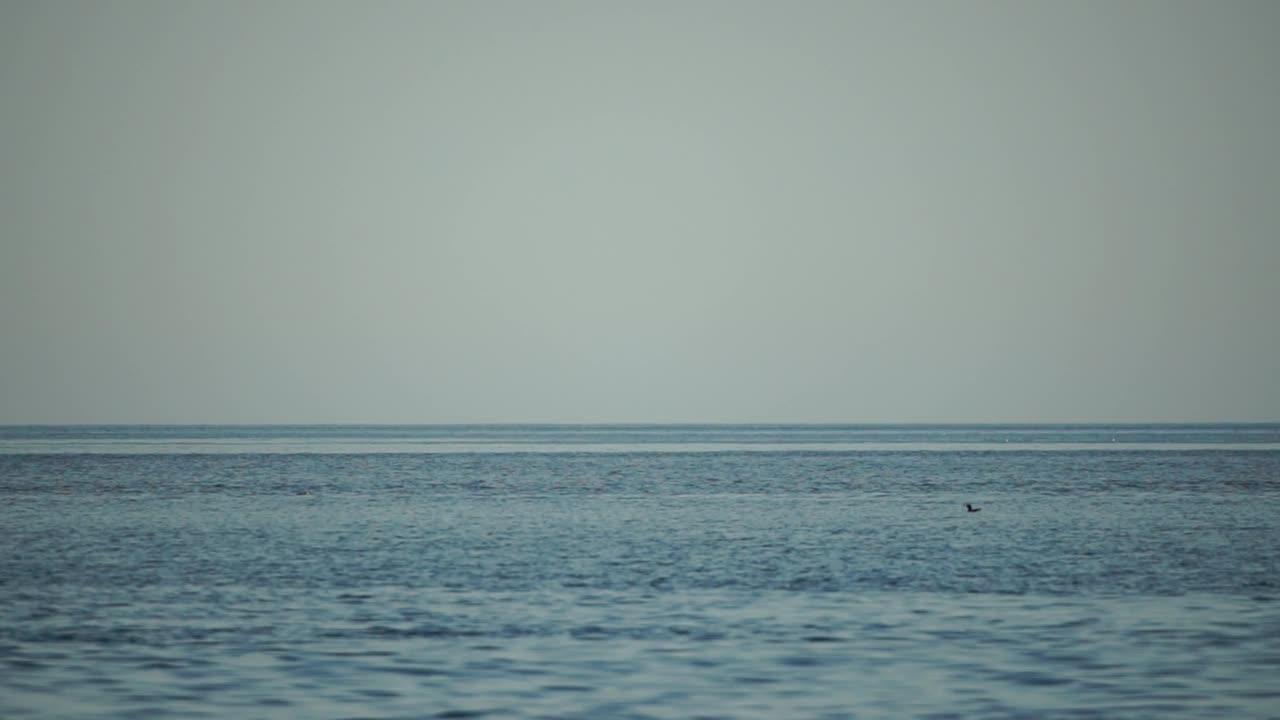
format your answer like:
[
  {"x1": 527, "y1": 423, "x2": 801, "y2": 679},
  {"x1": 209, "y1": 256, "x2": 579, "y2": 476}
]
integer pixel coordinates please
[{"x1": 2, "y1": 425, "x2": 1278, "y2": 719}]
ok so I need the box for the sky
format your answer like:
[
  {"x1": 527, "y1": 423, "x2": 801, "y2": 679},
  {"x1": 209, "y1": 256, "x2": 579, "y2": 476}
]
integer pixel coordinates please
[{"x1": 1, "y1": 0, "x2": 1277, "y2": 424}]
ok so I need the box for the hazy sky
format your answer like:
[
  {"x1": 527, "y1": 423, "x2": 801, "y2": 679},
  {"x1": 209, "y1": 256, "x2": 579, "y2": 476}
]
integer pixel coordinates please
[{"x1": 2, "y1": 1, "x2": 1277, "y2": 423}]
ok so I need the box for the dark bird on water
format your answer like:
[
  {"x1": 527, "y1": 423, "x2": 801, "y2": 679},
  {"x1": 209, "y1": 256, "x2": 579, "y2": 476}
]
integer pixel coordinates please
[{"x1": 965, "y1": 503, "x2": 982, "y2": 512}]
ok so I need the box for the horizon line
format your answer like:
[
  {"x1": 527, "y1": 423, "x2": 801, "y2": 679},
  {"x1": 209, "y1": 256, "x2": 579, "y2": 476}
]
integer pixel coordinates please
[{"x1": 3, "y1": 421, "x2": 1278, "y2": 428}]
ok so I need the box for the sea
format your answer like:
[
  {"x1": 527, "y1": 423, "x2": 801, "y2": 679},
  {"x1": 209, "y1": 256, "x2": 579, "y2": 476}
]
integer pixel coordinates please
[{"x1": 1, "y1": 424, "x2": 1278, "y2": 719}]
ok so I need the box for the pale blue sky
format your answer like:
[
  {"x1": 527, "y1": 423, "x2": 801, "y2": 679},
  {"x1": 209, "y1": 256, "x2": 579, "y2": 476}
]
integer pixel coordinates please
[{"x1": 2, "y1": 1, "x2": 1277, "y2": 423}]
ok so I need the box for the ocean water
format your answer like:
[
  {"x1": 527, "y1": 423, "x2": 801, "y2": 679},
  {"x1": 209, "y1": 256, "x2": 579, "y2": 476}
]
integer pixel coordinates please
[{"x1": 2, "y1": 424, "x2": 1279, "y2": 719}]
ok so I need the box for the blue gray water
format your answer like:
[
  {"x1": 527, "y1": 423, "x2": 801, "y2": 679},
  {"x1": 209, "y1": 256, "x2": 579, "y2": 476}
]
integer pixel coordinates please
[{"x1": 2, "y1": 425, "x2": 1279, "y2": 719}]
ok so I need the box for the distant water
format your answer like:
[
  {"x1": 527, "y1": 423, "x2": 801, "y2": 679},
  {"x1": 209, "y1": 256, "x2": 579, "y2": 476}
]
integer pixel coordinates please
[{"x1": 2, "y1": 425, "x2": 1279, "y2": 719}]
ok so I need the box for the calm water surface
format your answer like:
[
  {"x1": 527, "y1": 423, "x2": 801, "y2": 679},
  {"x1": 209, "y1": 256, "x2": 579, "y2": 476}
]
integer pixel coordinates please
[{"x1": 2, "y1": 425, "x2": 1279, "y2": 719}]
